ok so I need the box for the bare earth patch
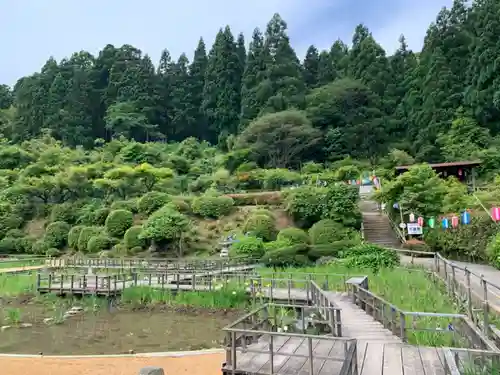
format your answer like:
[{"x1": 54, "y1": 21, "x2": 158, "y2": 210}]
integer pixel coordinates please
[{"x1": 0, "y1": 352, "x2": 225, "y2": 375}]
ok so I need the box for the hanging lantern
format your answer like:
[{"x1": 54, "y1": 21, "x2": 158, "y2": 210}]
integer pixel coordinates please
[
  {"x1": 417, "y1": 217, "x2": 424, "y2": 227},
  {"x1": 461, "y1": 211, "x2": 471, "y2": 225},
  {"x1": 451, "y1": 216, "x2": 459, "y2": 228},
  {"x1": 458, "y1": 169, "x2": 463, "y2": 176},
  {"x1": 428, "y1": 217, "x2": 435, "y2": 228},
  {"x1": 441, "y1": 217, "x2": 449, "y2": 229},
  {"x1": 409, "y1": 213, "x2": 415, "y2": 223},
  {"x1": 492, "y1": 207, "x2": 500, "y2": 221}
]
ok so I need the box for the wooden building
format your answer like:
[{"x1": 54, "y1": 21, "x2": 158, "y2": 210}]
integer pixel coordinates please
[{"x1": 395, "y1": 160, "x2": 481, "y2": 191}]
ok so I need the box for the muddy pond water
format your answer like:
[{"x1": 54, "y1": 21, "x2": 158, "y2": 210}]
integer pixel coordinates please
[{"x1": 0, "y1": 301, "x2": 240, "y2": 355}]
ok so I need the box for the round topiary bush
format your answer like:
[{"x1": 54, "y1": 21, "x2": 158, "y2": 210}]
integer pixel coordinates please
[
  {"x1": 252, "y1": 208, "x2": 275, "y2": 219},
  {"x1": 124, "y1": 225, "x2": 146, "y2": 249},
  {"x1": 308, "y1": 219, "x2": 357, "y2": 245},
  {"x1": 77, "y1": 227, "x2": 102, "y2": 252},
  {"x1": 87, "y1": 235, "x2": 112, "y2": 253},
  {"x1": 105, "y1": 209, "x2": 134, "y2": 237},
  {"x1": 44, "y1": 221, "x2": 71, "y2": 248},
  {"x1": 243, "y1": 214, "x2": 277, "y2": 241},
  {"x1": 50, "y1": 203, "x2": 76, "y2": 224},
  {"x1": 31, "y1": 239, "x2": 51, "y2": 255},
  {"x1": 137, "y1": 192, "x2": 171, "y2": 215},
  {"x1": 261, "y1": 244, "x2": 310, "y2": 267},
  {"x1": 68, "y1": 225, "x2": 84, "y2": 249},
  {"x1": 0, "y1": 236, "x2": 32, "y2": 254},
  {"x1": 110, "y1": 199, "x2": 138, "y2": 213},
  {"x1": 277, "y1": 228, "x2": 310, "y2": 245},
  {"x1": 94, "y1": 208, "x2": 111, "y2": 225},
  {"x1": 231, "y1": 236, "x2": 265, "y2": 257},
  {"x1": 140, "y1": 205, "x2": 190, "y2": 243},
  {"x1": 191, "y1": 195, "x2": 234, "y2": 218}
]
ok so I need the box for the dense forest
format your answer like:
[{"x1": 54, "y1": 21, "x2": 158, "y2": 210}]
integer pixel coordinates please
[{"x1": 0, "y1": 0, "x2": 499, "y2": 165}]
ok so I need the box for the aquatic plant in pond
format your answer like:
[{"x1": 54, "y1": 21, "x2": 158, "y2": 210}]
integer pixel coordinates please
[
  {"x1": 0, "y1": 273, "x2": 36, "y2": 296},
  {"x1": 120, "y1": 286, "x2": 248, "y2": 308}
]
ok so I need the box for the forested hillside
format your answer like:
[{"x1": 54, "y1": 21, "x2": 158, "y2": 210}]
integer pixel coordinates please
[
  {"x1": 1, "y1": 0, "x2": 500, "y2": 261},
  {"x1": 0, "y1": 0, "x2": 498, "y2": 164}
]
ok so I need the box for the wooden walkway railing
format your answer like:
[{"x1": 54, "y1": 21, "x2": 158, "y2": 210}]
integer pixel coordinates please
[
  {"x1": 347, "y1": 279, "x2": 498, "y2": 351},
  {"x1": 222, "y1": 303, "x2": 355, "y2": 375}
]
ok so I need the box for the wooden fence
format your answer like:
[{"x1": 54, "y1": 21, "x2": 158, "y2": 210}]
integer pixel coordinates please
[
  {"x1": 443, "y1": 347, "x2": 500, "y2": 374},
  {"x1": 347, "y1": 278, "x2": 498, "y2": 350},
  {"x1": 222, "y1": 303, "x2": 355, "y2": 375}
]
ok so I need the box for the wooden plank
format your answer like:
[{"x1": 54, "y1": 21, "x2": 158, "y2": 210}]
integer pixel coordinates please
[
  {"x1": 257, "y1": 337, "x2": 304, "y2": 374},
  {"x1": 225, "y1": 334, "x2": 275, "y2": 372},
  {"x1": 276, "y1": 338, "x2": 316, "y2": 375},
  {"x1": 434, "y1": 347, "x2": 446, "y2": 369},
  {"x1": 357, "y1": 341, "x2": 368, "y2": 373},
  {"x1": 297, "y1": 339, "x2": 342, "y2": 375},
  {"x1": 382, "y1": 344, "x2": 403, "y2": 375},
  {"x1": 317, "y1": 340, "x2": 346, "y2": 375},
  {"x1": 359, "y1": 342, "x2": 384, "y2": 375},
  {"x1": 236, "y1": 335, "x2": 290, "y2": 374},
  {"x1": 401, "y1": 346, "x2": 425, "y2": 375},
  {"x1": 417, "y1": 347, "x2": 446, "y2": 375}
]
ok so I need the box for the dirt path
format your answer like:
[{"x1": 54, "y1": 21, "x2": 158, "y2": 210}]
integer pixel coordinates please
[
  {"x1": 0, "y1": 265, "x2": 44, "y2": 274},
  {"x1": 0, "y1": 352, "x2": 225, "y2": 375}
]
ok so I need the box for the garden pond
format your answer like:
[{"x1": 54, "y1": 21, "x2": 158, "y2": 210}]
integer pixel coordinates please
[{"x1": 0, "y1": 299, "x2": 240, "y2": 355}]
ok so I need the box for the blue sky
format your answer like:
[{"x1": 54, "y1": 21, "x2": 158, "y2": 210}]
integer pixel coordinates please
[{"x1": 0, "y1": 0, "x2": 452, "y2": 86}]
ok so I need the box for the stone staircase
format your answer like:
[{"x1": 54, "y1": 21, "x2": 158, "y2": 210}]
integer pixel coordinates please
[{"x1": 359, "y1": 191, "x2": 402, "y2": 248}]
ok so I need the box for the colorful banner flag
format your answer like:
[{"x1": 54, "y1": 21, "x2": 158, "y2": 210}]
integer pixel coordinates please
[
  {"x1": 461, "y1": 211, "x2": 471, "y2": 225},
  {"x1": 441, "y1": 218, "x2": 449, "y2": 229},
  {"x1": 451, "y1": 216, "x2": 459, "y2": 228},
  {"x1": 428, "y1": 217, "x2": 435, "y2": 228}
]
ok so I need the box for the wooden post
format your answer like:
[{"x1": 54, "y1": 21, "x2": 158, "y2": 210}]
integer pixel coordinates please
[
  {"x1": 465, "y1": 268, "x2": 473, "y2": 320},
  {"x1": 269, "y1": 334, "x2": 274, "y2": 374},
  {"x1": 481, "y1": 276, "x2": 490, "y2": 336},
  {"x1": 400, "y1": 311, "x2": 407, "y2": 342},
  {"x1": 231, "y1": 331, "x2": 236, "y2": 370},
  {"x1": 308, "y1": 337, "x2": 314, "y2": 375}
]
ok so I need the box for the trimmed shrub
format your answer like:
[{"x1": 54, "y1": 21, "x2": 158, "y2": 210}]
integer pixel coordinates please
[
  {"x1": 46, "y1": 248, "x2": 63, "y2": 257},
  {"x1": 277, "y1": 228, "x2": 310, "y2": 245},
  {"x1": 110, "y1": 199, "x2": 138, "y2": 213},
  {"x1": 87, "y1": 235, "x2": 112, "y2": 253},
  {"x1": 231, "y1": 236, "x2": 265, "y2": 257},
  {"x1": 192, "y1": 195, "x2": 234, "y2": 218},
  {"x1": 322, "y1": 184, "x2": 362, "y2": 229},
  {"x1": 124, "y1": 225, "x2": 146, "y2": 249},
  {"x1": 50, "y1": 203, "x2": 76, "y2": 224},
  {"x1": 309, "y1": 219, "x2": 359, "y2": 245},
  {"x1": 137, "y1": 192, "x2": 171, "y2": 215},
  {"x1": 5, "y1": 229, "x2": 24, "y2": 238},
  {"x1": 171, "y1": 197, "x2": 191, "y2": 213},
  {"x1": 243, "y1": 214, "x2": 277, "y2": 241},
  {"x1": 94, "y1": 208, "x2": 111, "y2": 225},
  {"x1": 77, "y1": 226, "x2": 102, "y2": 252},
  {"x1": 264, "y1": 239, "x2": 293, "y2": 251},
  {"x1": 284, "y1": 186, "x2": 325, "y2": 228},
  {"x1": 261, "y1": 244, "x2": 310, "y2": 267},
  {"x1": 68, "y1": 225, "x2": 84, "y2": 249},
  {"x1": 105, "y1": 209, "x2": 133, "y2": 237},
  {"x1": 44, "y1": 221, "x2": 71, "y2": 248},
  {"x1": 0, "y1": 236, "x2": 32, "y2": 253},
  {"x1": 307, "y1": 240, "x2": 360, "y2": 261},
  {"x1": 140, "y1": 205, "x2": 190, "y2": 243},
  {"x1": 32, "y1": 239, "x2": 51, "y2": 255}
]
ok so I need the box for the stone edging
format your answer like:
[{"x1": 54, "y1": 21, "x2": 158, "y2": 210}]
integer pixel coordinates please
[{"x1": 0, "y1": 348, "x2": 224, "y2": 358}]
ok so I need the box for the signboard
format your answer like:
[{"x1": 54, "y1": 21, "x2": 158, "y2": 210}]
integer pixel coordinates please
[{"x1": 407, "y1": 223, "x2": 423, "y2": 235}]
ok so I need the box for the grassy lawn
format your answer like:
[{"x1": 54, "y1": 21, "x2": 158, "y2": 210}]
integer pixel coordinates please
[
  {"x1": 0, "y1": 273, "x2": 37, "y2": 296},
  {"x1": 0, "y1": 258, "x2": 45, "y2": 269}
]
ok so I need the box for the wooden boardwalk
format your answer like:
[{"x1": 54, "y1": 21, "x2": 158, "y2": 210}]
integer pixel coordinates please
[
  {"x1": 224, "y1": 290, "x2": 451, "y2": 375},
  {"x1": 223, "y1": 334, "x2": 349, "y2": 375},
  {"x1": 358, "y1": 343, "x2": 446, "y2": 375}
]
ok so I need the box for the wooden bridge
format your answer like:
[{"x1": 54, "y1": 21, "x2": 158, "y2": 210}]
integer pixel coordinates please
[{"x1": 220, "y1": 277, "x2": 498, "y2": 375}]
